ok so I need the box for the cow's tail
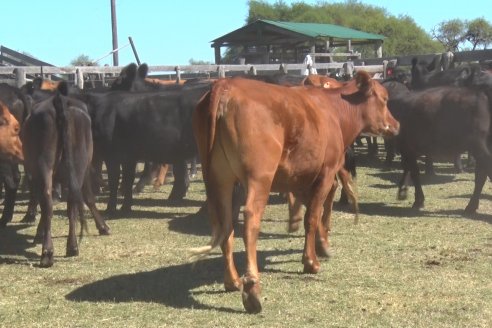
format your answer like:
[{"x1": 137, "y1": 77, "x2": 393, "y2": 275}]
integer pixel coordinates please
[
  {"x1": 53, "y1": 88, "x2": 87, "y2": 237},
  {"x1": 337, "y1": 167, "x2": 359, "y2": 224},
  {"x1": 189, "y1": 80, "x2": 231, "y2": 261}
]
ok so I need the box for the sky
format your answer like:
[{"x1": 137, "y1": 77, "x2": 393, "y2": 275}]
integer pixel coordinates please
[{"x1": 1, "y1": 0, "x2": 489, "y2": 67}]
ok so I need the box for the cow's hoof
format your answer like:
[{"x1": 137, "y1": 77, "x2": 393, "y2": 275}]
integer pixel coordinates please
[
  {"x1": 288, "y1": 219, "x2": 301, "y2": 233},
  {"x1": 21, "y1": 212, "x2": 37, "y2": 224},
  {"x1": 119, "y1": 205, "x2": 132, "y2": 216},
  {"x1": 315, "y1": 239, "x2": 332, "y2": 258},
  {"x1": 105, "y1": 207, "x2": 118, "y2": 217},
  {"x1": 412, "y1": 201, "x2": 424, "y2": 210},
  {"x1": 168, "y1": 187, "x2": 187, "y2": 201},
  {"x1": 463, "y1": 205, "x2": 477, "y2": 216},
  {"x1": 224, "y1": 279, "x2": 241, "y2": 292},
  {"x1": 241, "y1": 278, "x2": 262, "y2": 314},
  {"x1": 397, "y1": 189, "x2": 408, "y2": 200},
  {"x1": 98, "y1": 226, "x2": 111, "y2": 236},
  {"x1": 40, "y1": 250, "x2": 54, "y2": 268},
  {"x1": 303, "y1": 258, "x2": 320, "y2": 274},
  {"x1": 66, "y1": 247, "x2": 79, "y2": 257}
]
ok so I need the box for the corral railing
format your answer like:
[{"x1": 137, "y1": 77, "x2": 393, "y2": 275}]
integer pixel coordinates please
[
  {"x1": 0, "y1": 62, "x2": 382, "y2": 89},
  {"x1": 0, "y1": 49, "x2": 491, "y2": 89}
]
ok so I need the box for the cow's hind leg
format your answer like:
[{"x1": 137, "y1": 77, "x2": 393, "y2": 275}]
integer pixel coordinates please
[
  {"x1": 303, "y1": 170, "x2": 335, "y2": 274},
  {"x1": 241, "y1": 179, "x2": 271, "y2": 314},
  {"x1": 316, "y1": 179, "x2": 338, "y2": 258},
  {"x1": 206, "y1": 151, "x2": 241, "y2": 292},
  {"x1": 105, "y1": 159, "x2": 121, "y2": 215},
  {"x1": 169, "y1": 161, "x2": 189, "y2": 200},
  {"x1": 66, "y1": 199, "x2": 79, "y2": 257},
  {"x1": 287, "y1": 192, "x2": 303, "y2": 233},
  {"x1": 120, "y1": 160, "x2": 137, "y2": 213},
  {"x1": 37, "y1": 172, "x2": 54, "y2": 268},
  {"x1": 464, "y1": 160, "x2": 488, "y2": 215},
  {"x1": 83, "y1": 171, "x2": 110, "y2": 235}
]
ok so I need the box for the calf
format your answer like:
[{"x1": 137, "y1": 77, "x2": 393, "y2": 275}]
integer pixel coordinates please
[
  {"x1": 389, "y1": 83, "x2": 492, "y2": 212},
  {"x1": 191, "y1": 72, "x2": 399, "y2": 313},
  {"x1": 83, "y1": 81, "x2": 209, "y2": 214},
  {"x1": 22, "y1": 87, "x2": 109, "y2": 267}
]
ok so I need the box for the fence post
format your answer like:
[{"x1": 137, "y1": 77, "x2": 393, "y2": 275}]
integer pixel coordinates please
[
  {"x1": 248, "y1": 66, "x2": 257, "y2": 75},
  {"x1": 343, "y1": 62, "x2": 354, "y2": 78},
  {"x1": 13, "y1": 68, "x2": 26, "y2": 88},
  {"x1": 76, "y1": 68, "x2": 84, "y2": 89},
  {"x1": 217, "y1": 65, "x2": 225, "y2": 78},
  {"x1": 174, "y1": 66, "x2": 181, "y2": 83},
  {"x1": 382, "y1": 60, "x2": 388, "y2": 79}
]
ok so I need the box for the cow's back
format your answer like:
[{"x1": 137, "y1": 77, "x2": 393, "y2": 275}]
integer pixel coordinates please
[{"x1": 205, "y1": 78, "x2": 343, "y2": 192}]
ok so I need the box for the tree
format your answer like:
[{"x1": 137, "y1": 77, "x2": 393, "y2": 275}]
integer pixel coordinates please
[
  {"x1": 70, "y1": 54, "x2": 97, "y2": 66},
  {"x1": 188, "y1": 58, "x2": 212, "y2": 65},
  {"x1": 431, "y1": 19, "x2": 466, "y2": 51},
  {"x1": 465, "y1": 18, "x2": 492, "y2": 50}
]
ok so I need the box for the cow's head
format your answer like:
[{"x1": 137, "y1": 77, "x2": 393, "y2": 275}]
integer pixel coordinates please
[
  {"x1": 110, "y1": 63, "x2": 138, "y2": 91},
  {"x1": 0, "y1": 102, "x2": 23, "y2": 162},
  {"x1": 342, "y1": 71, "x2": 400, "y2": 138}
]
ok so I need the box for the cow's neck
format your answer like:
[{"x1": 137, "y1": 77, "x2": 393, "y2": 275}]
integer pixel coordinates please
[{"x1": 334, "y1": 102, "x2": 365, "y2": 148}]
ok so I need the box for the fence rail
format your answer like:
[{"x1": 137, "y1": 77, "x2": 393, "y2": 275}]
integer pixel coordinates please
[{"x1": 1, "y1": 49, "x2": 491, "y2": 88}]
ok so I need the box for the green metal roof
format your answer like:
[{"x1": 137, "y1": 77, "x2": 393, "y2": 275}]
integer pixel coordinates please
[
  {"x1": 261, "y1": 20, "x2": 384, "y2": 41},
  {"x1": 211, "y1": 19, "x2": 385, "y2": 47}
]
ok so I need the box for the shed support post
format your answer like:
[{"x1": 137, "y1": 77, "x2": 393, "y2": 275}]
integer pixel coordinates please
[
  {"x1": 214, "y1": 46, "x2": 221, "y2": 64},
  {"x1": 76, "y1": 68, "x2": 84, "y2": 90},
  {"x1": 175, "y1": 66, "x2": 181, "y2": 83},
  {"x1": 375, "y1": 40, "x2": 383, "y2": 58},
  {"x1": 14, "y1": 68, "x2": 26, "y2": 88}
]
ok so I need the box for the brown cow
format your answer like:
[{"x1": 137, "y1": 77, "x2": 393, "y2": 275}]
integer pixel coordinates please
[
  {"x1": 0, "y1": 101, "x2": 23, "y2": 162},
  {"x1": 191, "y1": 71, "x2": 399, "y2": 313}
]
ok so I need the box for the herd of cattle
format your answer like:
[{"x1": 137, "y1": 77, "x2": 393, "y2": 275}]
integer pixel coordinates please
[{"x1": 0, "y1": 56, "x2": 491, "y2": 313}]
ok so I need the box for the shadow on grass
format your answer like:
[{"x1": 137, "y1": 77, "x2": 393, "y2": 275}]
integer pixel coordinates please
[
  {"x1": 65, "y1": 248, "x2": 301, "y2": 313},
  {"x1": 167, "y1": 209, "x2": 303, "y2": 241},
  {"x1": 357, "y1": 200, "x2": 492, "y2": 224},
  {"x1": 0, "y1": 223, "x2": 39, "y2": 261}
]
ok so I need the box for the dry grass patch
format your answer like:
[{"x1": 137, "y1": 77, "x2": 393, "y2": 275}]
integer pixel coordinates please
[{"x1": 0, "y1": 152, "x2": 491, "y2": 327}]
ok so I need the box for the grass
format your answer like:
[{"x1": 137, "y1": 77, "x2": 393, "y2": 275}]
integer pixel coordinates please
[{"x1": 0, "y1": 147, "x2": 491, "y2": 327}]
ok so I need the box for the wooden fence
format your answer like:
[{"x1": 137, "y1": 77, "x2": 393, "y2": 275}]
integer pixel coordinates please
[{"x1": 0, "y1": 49, "x2": 491, "y2": 89}]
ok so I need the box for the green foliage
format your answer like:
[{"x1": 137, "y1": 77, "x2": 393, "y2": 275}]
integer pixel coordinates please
[
  {"x1": 432, "y1": 19, "x2": 466, "y2": 51},
  {"x1": 70, "y1": 54, "x2": 97, "y2": 66},
  {"x1": 188, "y1": 58, "x2": 212, "y2": 65},
  {"x1": 465, "y1": 18, "x2": 492, "y2": 50},
  {"x1": 245, "y1": 0, "x2": 444, "y2": 57}
]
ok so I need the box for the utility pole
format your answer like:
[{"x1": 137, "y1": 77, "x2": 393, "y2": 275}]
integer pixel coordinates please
[{"x1": 110, "y1": 0, "x2": 119, "y2": 66}]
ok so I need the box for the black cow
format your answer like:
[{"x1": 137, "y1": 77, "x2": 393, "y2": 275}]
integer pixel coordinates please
[
  {"x1": 0, "y1": 83, "x2": 31, "y2": 227},
  {"x1": 388, "y1": 82, "x2": 492, "y2": 213},
  {"x1": 81, "y1": 80, "x2": 210, "y2": 214},
  {"x1": 22, "y1": 85, "x2": 109, "y2": 267},
  {"x1": 110, "y1": 63, "x2": 201, "y2": 194}
]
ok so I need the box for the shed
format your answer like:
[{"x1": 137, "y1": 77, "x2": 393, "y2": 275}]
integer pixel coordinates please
[{"x1": 211, "y1": 19, "x2": 385, "y2": 64}]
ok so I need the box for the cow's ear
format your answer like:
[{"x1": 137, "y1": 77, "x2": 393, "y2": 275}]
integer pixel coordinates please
[
  {"x1": 341, "y1": 71, "x2": 372, "y2": 96},
  {"x1": 137, "y1": 63, "x2": 149, "y2": 79},
  {"x1": 32, "y1": 77, "x2": 43, "y2": 90},
  {"x1": 354, "y1": 70, "x2": 372, "y2": 95}
]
